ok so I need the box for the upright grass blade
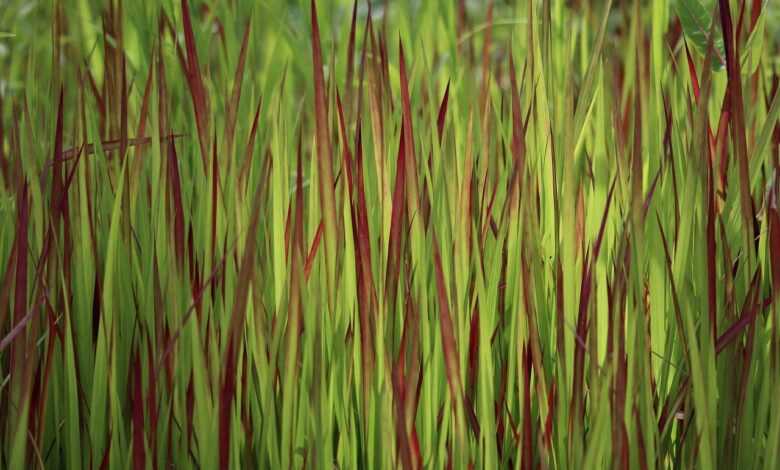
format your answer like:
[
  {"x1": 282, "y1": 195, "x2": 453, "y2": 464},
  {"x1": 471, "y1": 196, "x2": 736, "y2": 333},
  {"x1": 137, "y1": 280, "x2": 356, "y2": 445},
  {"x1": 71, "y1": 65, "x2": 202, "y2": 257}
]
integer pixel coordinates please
[
  {"x1": 310, "y1": 0, "x2": 339, "y2": 315},
  {"x1": 281, "y1": 138, "x2": 306, "y2": 470},
  {"x1": 719, "y1": 0, "x2": 755, "y2": 262},
  {"x1": 431, "y1": 232, "x2": 466, "y2": 464},
  {"x1": 219, "y1": 184, "x2": 263, "y2": 468},
  {"x1": 224, "y1": 21, "x2": 252, "y2": 158},
  {"x1": 179, "y1": 0, "x2": 210, "y2": 169},
  {"x1": 166, "y1": 141, "x2": 185, "y2": 271},
  {"x1": 398, "y1": 42, "x2": 421, "y2": 227},
  {"x1": 385, "y1": 128, "x2": 407, "y2": 316},
  {"x1": 4, "y1": 184, "x2": 30, "y2": 355},
  {"x1": 770, "y1": 202, "x2": 780, "y2": 297}
]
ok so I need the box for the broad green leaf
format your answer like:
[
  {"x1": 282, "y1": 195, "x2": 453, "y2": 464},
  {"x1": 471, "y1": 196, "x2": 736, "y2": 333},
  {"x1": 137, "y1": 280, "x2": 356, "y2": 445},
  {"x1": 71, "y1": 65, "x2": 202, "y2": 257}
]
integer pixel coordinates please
[
  {"x1": 741, "y1": 8, "x2": 766, "y2": 75},
  {"x1": 673, "y1": 0, "x2": 726, "y2": 70}
]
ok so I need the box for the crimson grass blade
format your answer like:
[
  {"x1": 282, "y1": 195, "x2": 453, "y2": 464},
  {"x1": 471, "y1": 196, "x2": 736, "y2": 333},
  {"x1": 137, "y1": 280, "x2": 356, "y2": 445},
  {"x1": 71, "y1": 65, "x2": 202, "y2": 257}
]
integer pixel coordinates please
[
  {"x1": 310, "y1": 0, "x2": 339, "y2": 311},
  {"x1": 225, "y1": 21, "x2": 251, "y2": 156}
]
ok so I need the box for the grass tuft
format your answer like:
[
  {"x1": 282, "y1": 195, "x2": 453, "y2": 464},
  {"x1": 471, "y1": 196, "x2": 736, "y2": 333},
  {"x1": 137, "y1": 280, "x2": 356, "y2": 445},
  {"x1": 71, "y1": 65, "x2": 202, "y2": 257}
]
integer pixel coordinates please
[{"x1": 1, "y1": 0, "x2": 780, "y2": 468}]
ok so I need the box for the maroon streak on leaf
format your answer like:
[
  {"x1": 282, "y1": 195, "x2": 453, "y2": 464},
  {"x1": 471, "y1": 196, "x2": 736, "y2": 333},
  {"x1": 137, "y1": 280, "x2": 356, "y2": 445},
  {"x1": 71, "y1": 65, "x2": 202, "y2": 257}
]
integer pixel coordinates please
[
  {"x1": 157, "y1": 27, "x2": 170, "y2": 142},
  {"x1": 714, "y1": 106, "x2": 731, "y2": 195},
  {"x1": 378, "y1": 33, "x2": 391, "y2": 108},
  {"x1": 0, "y1": 237, "x2": 17, "y2": 335},
  {"x1": 385, "y1": 128, "x2": 407, "y2": 316},
  {"x1": 719, "y1": 0, "x2": 754, "y2": 256},
  {"x1": 684, "y1": 42, "x2": 700, "y2": 103},
  {"x1": 210, "y1": 132, "x2": 220, "y2": 278},
  {"x1": 631, "y1": 85, "x2": 644, "y2": 227},
  {"x1": 398, "y1": 41, "x2": 421, "y2": 218},
  {"x1": 570, "y1": 247, "x2": 591, "y2": 427},
  {"x1": 353, "y1": 125, "x2": 375, "y2": 293},
  {"x1": 595, "y1": 177, "x2": 617, "y2": 258},
  {"x1": 336, "y1": 91, "x2": 355, "y2": 194},
  {"x1": 353, "y1": 126, "x2": 379, "y2": 363},
  {"x1": 280, "y1": 133, "x2": 307, "y2": 465},
  {"x1": 495, "y1": 361, "x2": 509, "y2": 457},
  {"x1": 130, "y1": 62, "x2": 155, "y2": 184},
  {"x1": 432, "y1": 232, "x2": 464, "y2": 414},
  {"x1": 466, "y1": 305, "x2": 479, "y2": 404},
  {"x1": 98, "y1": 430, "x2": 112, "y2": 470},
  {"x1": 521, "y1": 345, "x2": 533, "y2": 470},
  {"x1": 392, "y1": 337, "x2": 415, "y2": 469},
  {"x1": 310, "y1": 0, "x2": 339, "y2": 311},
  {"x1": 706, "y1": 142, "x2": 718, "y2": 341},
  {"x1": 344, "y1": 1, "x2": 358, "y2": 117},
  {"x1": 544, "y1": 380, "x2": 557, "y2": 451},
  {"x1": 92, "y1": 274, "x2": 102, "y2": 346},
  {"x1": 750, "y1": 0, "x2": 763, "y2": 31},
  {"x1": 120, "y1": 53, "x2": 129, "y2": 161},
  {"x1": 518, "y1": 245, "x2": 550, "y2": 455},
  {"x1": 338, "y1": 93, "x2": 376, "y2": 374},
  {"x1": 501, "y1": 55, "x2": 530, "y2": 224},
  {"x1": 607, "y1": 238, "x2": 631, "y2": 470},
  {"x1": 3, "y1": 182, "x2": 31, "y2": 432},
  {"x1": 715, "y1": 271, "x2": 770, "y2": 354},
  {"x1": 33, "y1": 296, "x2": 60, "y2": 446},
  {"x1": 768, "y1": 177, "x2": 780, "y2": 298},
  {"x1": 365, "y1": 19, "x2": 387, "y2": 144},
  {"x1": 131, "y1": 348, "x2": 146, "y2": 469},
  {"x1": 769, "y1": 200, "x2": 780, "y2": 297},
  {"x1": 642, "y1": 166, "x2": 662, "y2": 219},
  {"x1": 225, "y1": 21, "x2": 251, "y2": 157},
  {"x1": 12, "y1": 182, "x2": 29, "y2": 330},
  {"x1": 463, "y1": 393, "x2": 481, "y2": 439},
  {"x1": 571, "y1": 177, "x2": 615, "y2": 430},
  {"x1": 166, "y1": 141, "x2": 186, "y2": 271},
  {"x1": 145, "y1": 339, "x2": 159, "y2": 466},
  {"x1": 437, "y1": 80, "x2": 451, "y2": 143},
  {"x1": 0, "y1": 93, "x2": 6, "y2": 185},
  {"x1": 220, "y1": 152, "x2": 265, "y2": 470},
  {"x1": 219, "y1": 338, "x2": 238, "y2": 470},
  {"x1": 188, "y1": 223, "x2": 203, "y2": 318},
  {"x1": 304, "y1": 221, "x2": 324, "y2": 280},
  {"x1": 238, "y1": 99, "x2": 263, "y2": 191},
  {"x1": 394, "y1": 274, "x2": 423, "y2": 469},
  {"x1": 50, "y1": 88, "x2": 65, "y2": 229},
  {"x1": 180, "y1": 0, "x2": 210, "y2": 170}
]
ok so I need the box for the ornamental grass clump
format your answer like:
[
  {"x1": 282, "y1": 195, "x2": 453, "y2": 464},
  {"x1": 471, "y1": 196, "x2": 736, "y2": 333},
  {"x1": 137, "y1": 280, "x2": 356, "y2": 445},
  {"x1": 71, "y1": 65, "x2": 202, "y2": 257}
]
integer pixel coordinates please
[{"x1": 1, "y1": 0, "x2": 780, "y2": 468}]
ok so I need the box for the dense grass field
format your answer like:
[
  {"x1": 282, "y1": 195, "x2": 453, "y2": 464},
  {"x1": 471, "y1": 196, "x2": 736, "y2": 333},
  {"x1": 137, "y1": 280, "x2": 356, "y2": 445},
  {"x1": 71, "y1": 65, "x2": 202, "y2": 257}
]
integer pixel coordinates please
[{"x1": 1, "y1": 0, "x2": 780, "y2": 468}]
